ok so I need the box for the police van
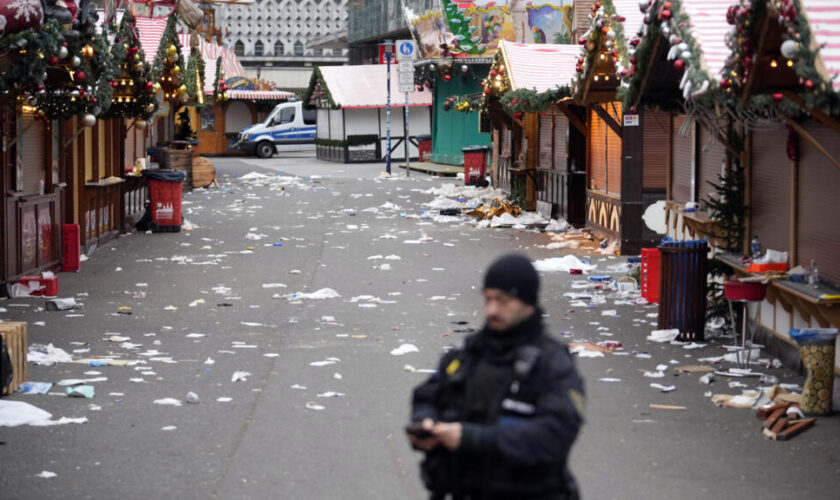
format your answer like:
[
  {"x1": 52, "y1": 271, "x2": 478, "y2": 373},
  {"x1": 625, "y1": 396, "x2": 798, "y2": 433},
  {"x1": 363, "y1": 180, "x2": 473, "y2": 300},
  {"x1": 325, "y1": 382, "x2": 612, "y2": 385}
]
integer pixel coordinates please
[{"x1": 234, "y1": 100, "x2": 316, "y2": 158}]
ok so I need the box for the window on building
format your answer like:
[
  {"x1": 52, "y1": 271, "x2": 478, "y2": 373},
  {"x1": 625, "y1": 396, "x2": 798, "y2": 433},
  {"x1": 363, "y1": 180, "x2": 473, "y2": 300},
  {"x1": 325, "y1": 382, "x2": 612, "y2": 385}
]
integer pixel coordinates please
[
  {"x1": 274, "y1": 40, "x2": 284, "y2": 55},
  {"x1": 200, "y1": 106, "x2": 215, "y2": 131},
  {"x1": 294, "y1": 41, "x2": 304, "y2": 56},
  {"x1": 234, "y1": 40, "x2": 245, "y2": 56},
  {"x1": 313, "y1": 47, "x2": 322, "y2": 56},
  {"x1": 254, "y1": 40, "x2": 264, "y2": 57}
]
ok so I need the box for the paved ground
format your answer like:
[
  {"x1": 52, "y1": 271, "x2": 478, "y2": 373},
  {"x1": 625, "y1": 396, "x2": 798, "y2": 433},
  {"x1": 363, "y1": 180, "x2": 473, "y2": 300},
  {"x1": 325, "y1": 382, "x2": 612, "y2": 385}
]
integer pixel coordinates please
[{"x1": 0, "y1": 153, "x2": 837, "y2": 499}]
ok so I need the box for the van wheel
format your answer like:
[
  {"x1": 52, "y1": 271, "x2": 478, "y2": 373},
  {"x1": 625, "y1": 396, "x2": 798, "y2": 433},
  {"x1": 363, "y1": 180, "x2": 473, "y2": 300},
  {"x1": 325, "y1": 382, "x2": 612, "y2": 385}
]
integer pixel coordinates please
[{"x1": 256, "y1": 141, "x2": 275, "y2": 159}]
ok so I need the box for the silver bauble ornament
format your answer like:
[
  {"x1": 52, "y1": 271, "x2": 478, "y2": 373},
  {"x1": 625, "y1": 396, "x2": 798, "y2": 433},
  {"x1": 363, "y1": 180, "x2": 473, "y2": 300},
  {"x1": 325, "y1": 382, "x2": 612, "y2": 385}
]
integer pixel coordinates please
[
  {"x1": 81, "y1": 113, "x2": 97, "y2": 128},
  {"x1": 58, "y1": 46, "x2": 69, "y2": 59},
  {"x1": 780, "y1": 39, "x2": 797, "y2": 59},
  {"x1": 135, "y1": 119, "x2": 148, "y2": 130},
  {"x1": 72, "y1": 56, "x2": 81, "y2": 67}
]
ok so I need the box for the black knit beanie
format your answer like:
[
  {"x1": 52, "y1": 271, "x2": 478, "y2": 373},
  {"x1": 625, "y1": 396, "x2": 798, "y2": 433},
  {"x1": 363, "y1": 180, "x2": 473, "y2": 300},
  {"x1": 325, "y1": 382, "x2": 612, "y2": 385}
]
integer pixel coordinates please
[{"x1": 483, "y1": 254, "x2": 539, "y2": 306}]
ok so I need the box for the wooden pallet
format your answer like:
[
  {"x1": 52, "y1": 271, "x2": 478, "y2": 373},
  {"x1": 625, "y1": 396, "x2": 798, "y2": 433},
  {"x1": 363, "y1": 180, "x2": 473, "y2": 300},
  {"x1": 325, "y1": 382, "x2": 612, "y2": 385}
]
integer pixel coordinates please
[{"x1": 0, "y1": 322, "x2": 28, "y2": 395}]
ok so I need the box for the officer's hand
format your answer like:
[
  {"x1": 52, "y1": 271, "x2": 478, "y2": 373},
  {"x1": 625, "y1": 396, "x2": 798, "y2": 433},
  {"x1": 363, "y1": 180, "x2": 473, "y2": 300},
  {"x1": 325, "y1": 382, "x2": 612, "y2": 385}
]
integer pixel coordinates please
[
  {"x1": 409, "y1": 418, "x2": 441, "y2": 451},
  {"x1": 431, "y1": 422, "x2": 462, "y2": 451}
]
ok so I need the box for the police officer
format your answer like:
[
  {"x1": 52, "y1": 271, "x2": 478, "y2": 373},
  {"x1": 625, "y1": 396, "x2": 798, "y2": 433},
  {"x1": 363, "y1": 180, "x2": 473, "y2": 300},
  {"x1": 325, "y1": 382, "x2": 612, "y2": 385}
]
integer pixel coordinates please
[{"x1": 408, "y1": 254, "x2": 585, "y2": 500}]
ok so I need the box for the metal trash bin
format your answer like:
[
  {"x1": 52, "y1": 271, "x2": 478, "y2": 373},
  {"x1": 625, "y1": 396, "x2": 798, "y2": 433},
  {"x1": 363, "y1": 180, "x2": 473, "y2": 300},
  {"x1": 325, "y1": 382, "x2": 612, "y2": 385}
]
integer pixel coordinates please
[
  {"x1": 417, "y1": 135, "x2": 432, "y2": 162},
  {"x1": 791, "y1": 328, "x2": 837, "y2": 415},
  {"x1": 462, "y1": 145, "x2": 489, "y2": 186},
  {"x1": 657, "y1": 239, "x2": 708, "y2": 341}
]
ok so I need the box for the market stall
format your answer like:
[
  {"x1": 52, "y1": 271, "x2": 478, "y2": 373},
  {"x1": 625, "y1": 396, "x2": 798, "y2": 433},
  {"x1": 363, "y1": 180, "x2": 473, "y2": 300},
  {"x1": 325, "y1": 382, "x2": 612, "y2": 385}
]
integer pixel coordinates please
[{"x1": 304, "y1": 65, "x2": 432, "y2": 163}]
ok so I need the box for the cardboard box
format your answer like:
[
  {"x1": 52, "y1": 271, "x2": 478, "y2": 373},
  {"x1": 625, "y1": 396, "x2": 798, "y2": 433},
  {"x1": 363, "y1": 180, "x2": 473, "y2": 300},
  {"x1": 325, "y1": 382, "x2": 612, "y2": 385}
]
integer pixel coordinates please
[{"x1": 0, "y1": 322, "x2": 28, "y2": 395}]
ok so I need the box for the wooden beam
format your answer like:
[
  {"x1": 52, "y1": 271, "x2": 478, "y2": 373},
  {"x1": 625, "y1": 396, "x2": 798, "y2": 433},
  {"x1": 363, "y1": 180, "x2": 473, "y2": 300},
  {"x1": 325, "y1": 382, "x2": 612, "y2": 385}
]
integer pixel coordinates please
[
  {"x1": 593, "y1": 104, "x2": 622, "y2": 138},
  {"x1": 740, "y1": 12, "x2": 773, "y2": 104},
  {"x1": 633, "y1": 35, "x2": 661, "y2": 111},
  {"x1": 781, "y1": 90, "x2": 840, "y2": 137},
  {"x1": 786, "y1": 119, "x2": 840, "y2": 170},
  {"x1": 556, "y1": 101, "x2": 586, "y2": 136}
]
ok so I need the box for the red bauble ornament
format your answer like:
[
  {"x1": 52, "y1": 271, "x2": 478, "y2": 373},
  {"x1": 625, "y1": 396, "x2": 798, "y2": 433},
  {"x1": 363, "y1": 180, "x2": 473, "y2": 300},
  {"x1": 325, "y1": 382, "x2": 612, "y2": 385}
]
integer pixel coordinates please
[
  {"x1": 577, "y1": 57, "x2": 584, "y2": 64},
  {"x1": 75, "y1": 71, "x2": 86, "y2": 82},
  {"x1": 578, "y1": 37, "x2": 587, "y2": 45},
  {"x1": 631, "y1": 38, "x2": 640, "y2": 47},
  {"x1": 773, "y1": 92, "x2": 784, "y2": 102},
  {"x1": 804, "y1": 79, "x2": 814, "y2": 90},
  {"x1": 630, "y1": 57, "x2": 636, "y2": 64},
  {"x1": 443, "y1": 74, "x2": 451, "y2": 82},
  {"x1": 489, "y1": 70, "x2": 497, "y2": 77},
  {"x1": 49, "y1": 56, "x2": 59, "y2": 66},
  {"x1": 513, "y1": 112, "x2": 523, "y2": 119},
  {"x1": 661, "y1": 9, "x2": 672, "y2": 20},
  {"x1": 37, "y1": 84, "x2": 44, "y2": 91},
  {"x1": 674, "y1": 59, "x2": 684, "y2": 71},
  {"x1": 92, "y1": 98, "x2": 98, "y2": 103},
  {"x1": 417, "y1": 84, "x2": 424, "y2": 91},
  {"x1": 484, "y1": 87, "x2": 492, "y2": 95},
  {"x1": 620, "y1": 69, "x2": 628, "y2": 77},
  {"x1": 664, "y1": 2, "x2": 672, "y2": 9},
  {"x1": 720, "y1": 78, "x2": 730, "y2": 88}
]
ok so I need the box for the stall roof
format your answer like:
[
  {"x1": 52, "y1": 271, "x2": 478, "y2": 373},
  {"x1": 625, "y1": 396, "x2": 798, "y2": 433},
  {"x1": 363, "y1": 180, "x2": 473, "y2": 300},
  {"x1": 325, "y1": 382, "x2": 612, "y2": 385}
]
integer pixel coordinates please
[
  {"x1": 679, "y1": 0, "x2": 733, "y2": 79},
  {"x1": 499, "y1": 41, "x2": 580, "y2": 93},
  {"x1": 802, "y1": 0, "x2": 840, "y2": 92},
  {"x1": 316, "y1": 65, "x2": 432, "y2": 108},
  {"x1": 613, "y1": 0, "x2": 646, "y2": 37},
  {"x1": 178, "y1": 34, "x2": 250, "y2": 94},
  {"x1": 227, "y1": 90, "x2": 296, "y2": 100},
  {"x1": 136, "y1": 16, "x2": 168, "y2": 64}
]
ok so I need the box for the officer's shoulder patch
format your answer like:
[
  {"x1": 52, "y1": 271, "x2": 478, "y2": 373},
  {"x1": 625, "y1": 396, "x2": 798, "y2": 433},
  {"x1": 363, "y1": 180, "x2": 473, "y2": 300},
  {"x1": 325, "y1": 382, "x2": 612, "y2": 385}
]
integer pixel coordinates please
[{"x1": 568, "y1": 388, "x2": 585, "y2": 418}]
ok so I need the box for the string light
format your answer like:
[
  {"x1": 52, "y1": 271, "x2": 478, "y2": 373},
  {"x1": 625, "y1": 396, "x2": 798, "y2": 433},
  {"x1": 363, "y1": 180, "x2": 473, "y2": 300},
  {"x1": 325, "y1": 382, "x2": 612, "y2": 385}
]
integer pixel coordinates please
[
  {"x1": 770, "y1": 59, "x2": 778, "y2": 68},
  {"x1": 786, "y1": 59, "x2": 794, "y2": 67}
]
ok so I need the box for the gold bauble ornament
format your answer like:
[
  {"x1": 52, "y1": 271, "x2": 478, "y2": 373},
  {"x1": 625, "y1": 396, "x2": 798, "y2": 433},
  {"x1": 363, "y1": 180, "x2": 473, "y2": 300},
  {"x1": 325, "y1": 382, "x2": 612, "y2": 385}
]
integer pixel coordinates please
[
  {"x1": 135, "y1": 119, "x2": 148, "y2": 130},
  {"x1": 171, "y1": 65, "x2": 181, "y2": 75},
  {"x1": 153, "y1": 82, "x2": 162, "y2": 92},
  {"x1": 167, "y1": 44, "x2": 177, "y2": 57},
  {"x1": 134, "y1": 54, "x2": 141, "y2": 61},
  {"x1": 178, "y1": 84, "x2": 187, "y2": 94}
]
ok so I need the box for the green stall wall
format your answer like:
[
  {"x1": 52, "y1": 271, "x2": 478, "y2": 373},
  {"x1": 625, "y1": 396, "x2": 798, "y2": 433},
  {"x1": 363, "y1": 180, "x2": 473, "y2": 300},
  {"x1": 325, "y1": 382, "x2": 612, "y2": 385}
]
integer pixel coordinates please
[{"x1": 431, "y1": 73, "x2": 491, "y2": 165}]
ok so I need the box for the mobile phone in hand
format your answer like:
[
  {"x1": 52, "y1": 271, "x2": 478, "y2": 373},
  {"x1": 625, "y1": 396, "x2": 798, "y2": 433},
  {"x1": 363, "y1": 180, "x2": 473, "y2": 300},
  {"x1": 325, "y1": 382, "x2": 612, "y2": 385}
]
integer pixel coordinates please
[{"x1": 405, "y1": 422, "x2": 434, "y2": 439}]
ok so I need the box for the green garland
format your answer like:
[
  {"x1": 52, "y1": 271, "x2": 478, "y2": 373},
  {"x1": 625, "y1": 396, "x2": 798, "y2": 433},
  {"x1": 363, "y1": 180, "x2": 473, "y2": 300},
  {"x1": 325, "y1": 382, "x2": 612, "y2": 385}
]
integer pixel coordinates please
[
  {"x1": 444, "y1": 95, "x2": 484, "y2": 112},
  {"x1": 33, "y1": 10, "x2": 120, "y2": 120},
  {"x1": 573, "y1": 0, "x2": 631, "y2": 98},
  {"x1": 722, "y1": 0, "x2": 840, "y2": 117},
  {"x1": 186, "y1": 51, "x2": 206, "y2": 100},
  {"x1": 0, "y1": 20, "x2": 65, "y2": 94},
  {"x1": 622, "y1": 0, "x2": 723, "y2": 110},
  {"x1": 302, "y1": 67, "x2": 339, "y2": 109},
  {"x1": 102, "y1": 12, "x2": 157, "y2": 120},
  {"x1": 213, "y1": 57, "x2": 225, "y2": 101},
  {"x1": 152, "y1": 16, "x2": 185, "y2": 87},
  {"x1": 500, "y1": 87, "x2": 573, "y2": 114}
]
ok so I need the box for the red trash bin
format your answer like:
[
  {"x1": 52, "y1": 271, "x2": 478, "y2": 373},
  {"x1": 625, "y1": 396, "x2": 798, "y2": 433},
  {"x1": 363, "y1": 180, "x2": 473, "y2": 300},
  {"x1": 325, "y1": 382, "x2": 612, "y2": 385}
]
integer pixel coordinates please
[
  {"x1": 462, "y1": 146, "x2": 489, "y2": 186},
  {"x1": 62, "y1": 224, "x2": 80, "y2": 272},
  {"x1": 142, "y1": 169, "x2": 186, "y2": 232},
  {"x1": 417, "y1": 135, "x2": 432, "y2": 162},
  {"x1": 641, "y1": 248, "x2": 660, "y2": 304}
]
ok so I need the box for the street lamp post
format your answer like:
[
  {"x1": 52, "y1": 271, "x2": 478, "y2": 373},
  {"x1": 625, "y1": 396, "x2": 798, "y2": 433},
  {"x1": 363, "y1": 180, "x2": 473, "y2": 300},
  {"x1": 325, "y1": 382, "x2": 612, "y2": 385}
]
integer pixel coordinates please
[{"x1": 380, "y1": 39, "x2": 395, "y2": 175}]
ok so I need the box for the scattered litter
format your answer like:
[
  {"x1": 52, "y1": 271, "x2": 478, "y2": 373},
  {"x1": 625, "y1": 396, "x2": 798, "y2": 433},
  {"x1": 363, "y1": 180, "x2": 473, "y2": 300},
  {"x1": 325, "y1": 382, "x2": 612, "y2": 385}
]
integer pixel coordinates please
[
  {"x1": 231, "y1": 371, "x2": 251, "y2": 382},
  {"x1": 36, "y1": 471, "x2": 57, "y2": 479},
  {"x1": 27, "y1": 344, "x2": 73, "y2": 366},
  {"x1": 0, "y1": 400, "x2": 88, "y2": 427},
  {"x1": 185, "y1": 392, "x2": 200, "y2": 404},
  {"x1": 161, "y1": 426, "x2": 177, "y2": 431},
  {"x1": 533, "y1": 255, "x2": 596, "y2": 273},
  {"x1": 66, "y1": 386, "x2": 95, "y2": 399},
  {"x1": 188, "y1": 299, "x2": 205, "y2": 307},
  {"x1": 284, "y1": 288, "x2": 340, "y2": 300},
  {"x1": 305, "y1": 402, "x2": 325, "y2": 411},
  {"x1": 317, "y1": 392, "x2": 345, "y2": 398},
  {"x1": 647, "y1": 329, "x2": 680, "y2": 343},
  {"x1": 18, "y1": 382, "x2": 53, "y2": 394},
  {"x1": 291, "y1": 384, "x2": 307, "y2": 390},
  {"x1": 598, "y1": 378, "x2": 622, "y2": 382},
  {"x1": 674, "y1": 365, "x2": 715, "y2": 374},
  {"x1": 699, "y1": 373, "x2": 715, "y2": 385},
  {"x1": 57, "y1": 377, "x2": 107, "y2": 386},
  {"x1": 649, "y1": 404, "x2": 686, "y2": 411},
  {"x1": 217, "y1": 397, "x2": 233, "y2": 403},
  {"x1": 154, "y1": 398, "x2": 182, "y2": 406},
  {"x1": 650, "y1": 383, "x2": 676, "y2": 392},
  {"x1": 263, "y1": 353, "x2": 280, "y2": 358},
  {"x1": 45, "y1": 298, "x2": 78, "y2": 311},
  {"x1": 262, "y1": 283, "x2": 287, "y2": 289},
  {"x1": 186, "y1": 333, "x2": 206, "y2": 339},
  {"x1": 390, "y1": 344, "x2": 419, "y2": 356}
]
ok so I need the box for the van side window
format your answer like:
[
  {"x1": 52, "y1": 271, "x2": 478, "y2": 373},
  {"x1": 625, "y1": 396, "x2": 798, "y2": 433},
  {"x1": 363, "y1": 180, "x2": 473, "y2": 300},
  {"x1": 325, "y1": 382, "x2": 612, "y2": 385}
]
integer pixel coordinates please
[
  {"x1": 278, "y1": 107, "x2": 295, "y2": 124},
  {"x1": 303, "y1": 108, "x2": 317, "y2": 125}
]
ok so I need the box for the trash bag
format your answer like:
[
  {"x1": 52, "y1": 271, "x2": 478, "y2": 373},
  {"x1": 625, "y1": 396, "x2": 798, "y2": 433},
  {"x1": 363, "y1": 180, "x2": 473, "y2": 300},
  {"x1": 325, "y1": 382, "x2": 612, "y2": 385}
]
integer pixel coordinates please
[{"x1": 467, "y1": 198, "x2": 521, "y2": 220}]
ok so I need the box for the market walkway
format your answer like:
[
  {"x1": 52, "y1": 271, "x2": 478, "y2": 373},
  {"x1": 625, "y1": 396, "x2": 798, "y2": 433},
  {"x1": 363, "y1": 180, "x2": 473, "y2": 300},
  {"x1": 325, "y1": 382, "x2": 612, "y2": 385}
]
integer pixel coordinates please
[{"x1": 0, "y1": 154, "x2": 837, "y2": 499}]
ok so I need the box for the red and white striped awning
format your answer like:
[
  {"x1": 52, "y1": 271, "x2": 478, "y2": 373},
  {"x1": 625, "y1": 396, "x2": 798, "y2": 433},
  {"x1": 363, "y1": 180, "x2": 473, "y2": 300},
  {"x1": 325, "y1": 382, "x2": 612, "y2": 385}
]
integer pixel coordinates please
[
  {"x1": 499, "y1": 41, "x2": 580, "y2": 93},
  {"x1": 612, "y1": 0, "x2": 646, "y2": 39},
  {"x1": 317, "y1": 65, "x2": 432, "y2": 108},
  {"x1": 679, "y1": 0, "x2": 733, "y2": 79},
  {"x1": 135, "y1": 16, "x2": 169, "y2": 64},
  {"x1": 802, "y1": 0, "x2": 840, "y2": 91},
  {"x1": 227, "y1": 90, "x2": 296, "y2": 100}
]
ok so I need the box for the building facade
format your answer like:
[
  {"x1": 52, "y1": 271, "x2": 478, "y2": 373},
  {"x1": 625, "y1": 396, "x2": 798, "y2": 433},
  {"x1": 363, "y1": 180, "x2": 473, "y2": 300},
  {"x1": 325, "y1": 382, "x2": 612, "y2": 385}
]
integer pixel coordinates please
[{"x1": 215, "y1": 0, "x2": 351, "y2": 89}]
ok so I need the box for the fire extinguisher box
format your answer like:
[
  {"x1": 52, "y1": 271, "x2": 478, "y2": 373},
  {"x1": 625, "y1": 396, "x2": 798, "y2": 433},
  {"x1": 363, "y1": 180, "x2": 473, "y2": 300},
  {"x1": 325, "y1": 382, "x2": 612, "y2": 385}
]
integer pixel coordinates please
[
  {"x1": 62, "y1": 224, "x2": 81, "y2": 272},
  {"x1": 142, "y1": 169, "x2": 187, "y2": 232}
]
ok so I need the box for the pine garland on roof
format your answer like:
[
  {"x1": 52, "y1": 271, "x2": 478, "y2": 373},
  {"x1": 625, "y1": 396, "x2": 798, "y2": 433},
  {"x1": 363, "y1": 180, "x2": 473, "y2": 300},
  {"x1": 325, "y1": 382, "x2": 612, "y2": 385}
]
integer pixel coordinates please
[{"x1": 573, "y1": 0, "x2": 632, "y2": 97}]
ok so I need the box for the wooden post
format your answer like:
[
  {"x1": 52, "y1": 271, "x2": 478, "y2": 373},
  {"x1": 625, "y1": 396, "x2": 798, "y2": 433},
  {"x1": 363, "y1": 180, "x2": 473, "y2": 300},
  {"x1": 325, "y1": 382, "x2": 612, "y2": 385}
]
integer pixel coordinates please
[
  {"x1": 742, "y1": 128, "x2": 752, "y2": 255},
  {"x1": 666, "y1": 113, "x2": 673, "y2": 201},
  {"x1": 790, "y1": 157, "x2": 799, "y2": 267},
  {"x1": 525, "y1": 112, "x2": 538, "y2": 211}
]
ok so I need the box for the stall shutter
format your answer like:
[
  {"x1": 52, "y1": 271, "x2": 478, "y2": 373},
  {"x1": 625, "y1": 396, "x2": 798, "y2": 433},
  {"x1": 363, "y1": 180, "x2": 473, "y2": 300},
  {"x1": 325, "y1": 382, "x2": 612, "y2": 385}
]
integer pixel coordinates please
[
  {"x1": 502, "y1": 126, "x2": 512, "y2": 157},
  {"x1": 553, "y1": 114, "x2": 568, "y2": 170},
  {"x1": 538, "y1": 112, "x2": 553, "y2": 169},
  {"x1": 671, "y1": 115, "x2": 693, "y2": 202},
  {"x1": 797, "y1": 123, "x2": 840, "y2": 282},
  {"x1": 698, "y1": 125, "x2": 726, "y2": 204},
  {"x1": 125, "y1": 119, "x2": 135, "y2": 170},
  {"x1": 643, "y1": 110, "x2": 669, "y2": 189},
  {"x1": 20, "y1": 115, "x2": 46, "y2": 194},
  {"x1": 605, "y1": 102, "x2": 622, "y2": 195},
  {"x1": 590, "y1": 108, "x2": 606, "y2": 191},
  {"x1": 751, "y1": 123, "x2": 790, "y2": 255}
]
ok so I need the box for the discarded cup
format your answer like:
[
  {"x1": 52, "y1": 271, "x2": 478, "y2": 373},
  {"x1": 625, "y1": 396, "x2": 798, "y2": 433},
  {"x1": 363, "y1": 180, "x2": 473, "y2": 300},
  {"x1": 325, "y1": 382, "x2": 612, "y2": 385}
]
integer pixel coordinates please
[{"x1": 186, "y1": 391, "x2": 200, "y2": 404}]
